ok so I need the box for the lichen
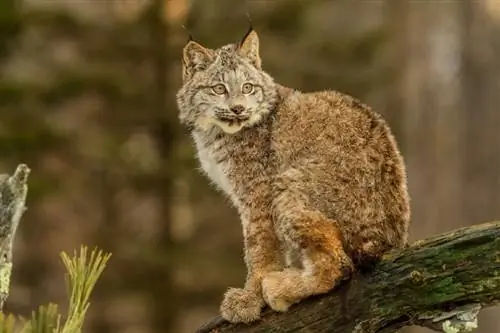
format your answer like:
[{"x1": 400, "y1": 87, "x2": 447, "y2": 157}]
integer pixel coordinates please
[
  {"x1": 442, "y1": 317, "x2": 478, "y2": 333},
  {"x1": 410, "y1": 270, "x2": 425, "y2": 284}
]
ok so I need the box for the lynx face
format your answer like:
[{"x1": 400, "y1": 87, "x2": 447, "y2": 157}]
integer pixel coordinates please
[{"x1": 176, "y1": 30, "x2": 278, "y2": 134}]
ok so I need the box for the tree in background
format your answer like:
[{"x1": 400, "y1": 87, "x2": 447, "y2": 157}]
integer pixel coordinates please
[{"x1": 0, "y1": 1, "x2": 499, "y2": 332}]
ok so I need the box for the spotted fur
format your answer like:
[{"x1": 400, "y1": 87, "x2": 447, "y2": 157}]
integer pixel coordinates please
[{"x1": 176, "y1": 30, "x2": 411, "y2": 323}]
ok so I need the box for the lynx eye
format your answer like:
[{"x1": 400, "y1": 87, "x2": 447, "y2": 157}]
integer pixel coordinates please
[
  {"x1": 242, "y1": 83, "x2": 254, "y2": 94},
  {"x1": 212, "y1": 84, "x2": 227, "y2": 95}
]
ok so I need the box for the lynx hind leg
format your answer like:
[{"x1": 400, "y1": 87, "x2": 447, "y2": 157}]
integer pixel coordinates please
[
  {"x1": 262, "y1": 209, "x2": 353, "y2": 312},
  {"x1": 352, "y1": 218, "x2": 408, "y2": 271}
]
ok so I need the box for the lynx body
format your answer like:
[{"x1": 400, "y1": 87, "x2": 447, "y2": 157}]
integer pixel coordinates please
[{"x1": 176, "y1": 29, "x2": 410, "y2": 323}]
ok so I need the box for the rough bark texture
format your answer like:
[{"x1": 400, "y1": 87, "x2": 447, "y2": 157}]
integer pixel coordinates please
[
  {"x1": 197, "y1": 221, "x2": 500, "y2": 333},
  {"x1": 0, "y1": 164, "x2": 30, "y2": 310}
]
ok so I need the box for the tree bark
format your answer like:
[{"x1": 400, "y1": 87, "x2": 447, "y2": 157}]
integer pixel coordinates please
[
  {"x1": 197, "y1": 221, "x2": 500, "y2": 333},
  {"x1": 0, "y1": 164, "x2": 30, "y2": 310}
]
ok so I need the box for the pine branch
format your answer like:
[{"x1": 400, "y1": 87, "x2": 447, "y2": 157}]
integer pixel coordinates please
[
  {"x1": 0, "y1": 164, "x2": 30, "y2": 311},
  {"x1": 59, "y1": 246, "x2": 111, "y2": 333},
  {"x1": 21, "y1": 304, "x2": 61, "y2": 333},
  {"x1": 0, "y1": 313, "x2": 16, "y2": 333},
  {"x1": 17, "y1": 247, "x2": 111, "y2": 333},
  {"x1": 197, "y1": 221, "x2": 500, "y2": 333}
]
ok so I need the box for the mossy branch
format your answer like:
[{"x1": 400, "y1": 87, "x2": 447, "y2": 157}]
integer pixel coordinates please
[{"x1": 197, "y1": 221, "x2": 500, "y2": 333}]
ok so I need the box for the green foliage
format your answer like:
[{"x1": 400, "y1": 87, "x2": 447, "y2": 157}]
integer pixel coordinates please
[
  {"x1": 59, "y1": 247, "x2": 111, "y2": 333},
  {"x1": 21, "y1": 304, "x2": 61, "y2": 333},
  {"x1": 0, "y1": 313, "x2": 16, "y2": 333},
  {"x1": 0, "y1": 246, "x2": 111, "y2": 333}
]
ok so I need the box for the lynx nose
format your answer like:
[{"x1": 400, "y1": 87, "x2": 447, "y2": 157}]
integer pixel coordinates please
[{"x1": 230, "y1": 105, "x2": 245, "y2": 115}]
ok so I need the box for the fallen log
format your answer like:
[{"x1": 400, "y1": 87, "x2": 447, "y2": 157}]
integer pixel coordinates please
[{"x1": 197, "y1": 221, "x2": 500, "y2": 333}]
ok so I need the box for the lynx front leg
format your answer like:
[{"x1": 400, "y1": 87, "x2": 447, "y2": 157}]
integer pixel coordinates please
[
  {"x1": 262, "y1": 176, "x2": 353, "y2": 312},
  {"x1": 220, "y1": 210, "x2": 282, "y2": 323},
  {"x1": 262, "y1": 212, "x2": 353, "y2": 312}
]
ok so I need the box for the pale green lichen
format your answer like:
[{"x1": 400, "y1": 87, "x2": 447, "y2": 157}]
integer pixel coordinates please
[
  {"x1": 0, "y1": 262, "x2": 12, "y2": 295},
  {"x1": 442, "y1": 318, "x2": 478, "y2": 333},
  {"x1": 410, "y1": 270, "x2": 425, "y2": 284},
  {"x1": 440, "y1": 305, "x2": 480, "y2": 333},
  {"x1": 0, "y1": 262, "x2": 12, "y2": 310},
  {"x1": 442, "y1": 321, "x2": 460, "y2": 333}
]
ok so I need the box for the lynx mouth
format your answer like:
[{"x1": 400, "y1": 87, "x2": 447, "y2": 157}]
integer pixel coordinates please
[
  {"x1": 211, "y1": 116, "x2": 248, "y2": 134},
  {"x1": 216, "y1": 115, "x2": 250, "y2": 125}
]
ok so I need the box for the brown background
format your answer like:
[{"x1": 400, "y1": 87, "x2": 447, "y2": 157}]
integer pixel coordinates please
[{"x1": 0, "y1": 0, "x2": 499, "y2": 332}]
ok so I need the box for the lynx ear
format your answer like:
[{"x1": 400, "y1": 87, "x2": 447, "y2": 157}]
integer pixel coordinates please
[
  {"x1": 182, "y1": 41, "x2": 214, "y2": 81},
  {"x1": 237, "y1": 28, "x2": 261, "y2": 69}
]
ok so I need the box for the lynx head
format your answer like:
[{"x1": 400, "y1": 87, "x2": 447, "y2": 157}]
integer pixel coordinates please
[{"x1": 176, "y1": 29, "x2": 278, "y2": 134}]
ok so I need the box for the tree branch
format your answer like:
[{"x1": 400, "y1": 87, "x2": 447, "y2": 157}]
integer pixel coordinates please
[
  {"x1": 197, "y1": 221, "x2": 500, "y2": 333},
  {"x1": 0, "y1": 164, "x2": 30, "y2": 310}
]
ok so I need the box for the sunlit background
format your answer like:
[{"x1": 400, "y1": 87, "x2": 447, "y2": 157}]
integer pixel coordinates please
[{"x1": 1, "y1": 0, "x2": 499, "y2": 332}]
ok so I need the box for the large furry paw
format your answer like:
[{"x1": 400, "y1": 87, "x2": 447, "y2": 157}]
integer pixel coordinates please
[
  {"x1": 261, "y1": 270, "x2": 298, "y2": 312},
  {"x1": 220, "y1": 288, "x2": 264, "y2": 323}
]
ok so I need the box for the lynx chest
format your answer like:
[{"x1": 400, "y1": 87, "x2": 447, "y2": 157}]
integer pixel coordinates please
[
  {"x1": 192, "y1": 129, "x2": 273, "y2": 205},
  {"x1": 195, "y1": 142, "x2": 233, "y2": 194}
]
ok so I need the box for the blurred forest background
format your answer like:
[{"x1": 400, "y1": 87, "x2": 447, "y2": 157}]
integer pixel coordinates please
[{"x1": 0, "y1": 0, "x2": 499, "y2": 332}]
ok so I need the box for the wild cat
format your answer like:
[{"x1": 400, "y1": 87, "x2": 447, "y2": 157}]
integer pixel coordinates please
[{"x1": 176, "y1": 28, "x2": 410, "y2": 323}]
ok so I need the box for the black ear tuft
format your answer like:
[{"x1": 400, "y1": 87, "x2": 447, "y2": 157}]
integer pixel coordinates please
[
  {"x1": 239, "y1": 11, "x2": 254, "y2": 49},
  {"x1": 181, "y1": 24, "x2": 194, "y2": 43},
  {"x1": 239, "y1": 24, "x2": 254, "y2": 49}
]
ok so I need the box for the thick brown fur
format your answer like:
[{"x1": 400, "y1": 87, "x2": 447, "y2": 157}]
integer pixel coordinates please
[{"x1": 176, "y1": 30, "x2": 410, "y2": 323}]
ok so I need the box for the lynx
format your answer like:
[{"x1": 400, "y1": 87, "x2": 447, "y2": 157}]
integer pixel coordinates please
[{"x1": 176, "y1": 28, "x2": 410, "y2": 324}]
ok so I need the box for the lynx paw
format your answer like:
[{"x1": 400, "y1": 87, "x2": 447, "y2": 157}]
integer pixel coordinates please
[
  {"x1": 220, "y1": 288, "x2": 264, "y2": 323},
  {"x1": 261, "y1": 271, "x2": 296, "y2": 312}
]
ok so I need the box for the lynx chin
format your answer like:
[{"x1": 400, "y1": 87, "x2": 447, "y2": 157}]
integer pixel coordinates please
[{"x1": 176, "y1": 28, "x2": 411, "y2": 324}]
